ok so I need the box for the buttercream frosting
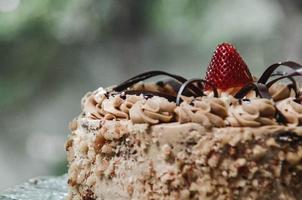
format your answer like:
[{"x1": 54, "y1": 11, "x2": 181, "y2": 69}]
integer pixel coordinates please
[
  {"x1": 129, "y1": 96, "x2": 176, "y2": 124},
  {"x1": 82, "y1": 88, "x2": 143, "y2": 120},
  {"x1": 175, "y1": 97, "x2": 227, "y2": 128},
  {"x1": 81, "y1": 83, "x2": 302, "y2": 128},
  {"x1": 269, "y1": 84, "x2": 292, "y2": 101},
  {"x1": 226, "y1": 99, "x2": 277, "y2": 127},
  {"x1": 276, "y1": 97, "x2": 302, "y2": 126}
]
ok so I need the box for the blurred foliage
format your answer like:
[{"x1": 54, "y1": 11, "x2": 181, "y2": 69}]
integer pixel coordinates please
[
  {"x1": 0, "y1": 0, "x2": 64, "y2": 40},
  {"x1": 0, "y1": 0, "x2": 154, "y2": 109}
]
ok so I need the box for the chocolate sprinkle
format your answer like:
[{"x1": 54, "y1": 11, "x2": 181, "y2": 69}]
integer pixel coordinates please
[
  {"x1": 124, "y1": 90, "x2": 177, "y2": 102},
  {"x1": 276, "y1": 131, "x2": 302, "y2": 146}
]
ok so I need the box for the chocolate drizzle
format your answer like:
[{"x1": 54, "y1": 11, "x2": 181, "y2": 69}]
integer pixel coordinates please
[
  {"x1": 258, "y1": 61, "x2": 302, "y2": 84},
  {"x1": 258, "y1": 61, "x2": 302, "y2": 100},
  {"x1": 112, "y1": 71, "x2": 179, "y2": 102},
  {"x1": 110, "y1": 61, "x2": 302, "y2": 103},
  {"x1": 234, "y1": 83, "x2": 271, "y2": 99},
  {"x1": 112, "y1": 70, "x2": 204, "y2": 102},
  {"x1": 113, "y1": 71, "x2": 192, "y2": 92},
  {"x1": 234, "y1": 61, "x2": 302, "y2": 100},
  {"x1": 176, "y1": 78, "x2": 218, "y2": 105},
  {"x1": 255, "y1": 61, "x2": 302, "y2": 102},
  {"x1": 267, "y1": 72, "x2": 301, "y2": 98}
]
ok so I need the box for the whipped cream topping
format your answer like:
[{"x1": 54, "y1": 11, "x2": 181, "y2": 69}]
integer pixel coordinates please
[
  {"x1": 226, "y1": 99, "x2": 277, "y2": 127},
  {"x1": 81, "y1": 83, "x2": 302, "y2": 127},
  {"x1": 175, "y1": 97, "x2": 227, "y2": 128},
  {"x1": 276, "y1": 98, "x2": 302, "y2": 126},
  {"x1": 82, "y1": 87, "x2": 144, "y2": 120},
  {"x1": 82, "y1": 91, "x2": 106, "y2": 119},
  {"x1": 129, "y1": 96, "x2": 176, "y2": 124},
  {"x1": 269, "y1": 84, "x2": 292, "y2": 101}
]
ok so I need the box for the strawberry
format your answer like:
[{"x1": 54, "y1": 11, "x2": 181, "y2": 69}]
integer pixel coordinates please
[{"x1": 204, "y1": 43, "x2": 253, "y2": 90}]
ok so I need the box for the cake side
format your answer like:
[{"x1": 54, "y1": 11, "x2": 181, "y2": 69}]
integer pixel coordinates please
[{"x1": 66, "y1": 117, "x2": 302, "y2": 200}]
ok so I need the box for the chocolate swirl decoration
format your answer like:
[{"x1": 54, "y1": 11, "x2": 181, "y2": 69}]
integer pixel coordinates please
[
  {"x1": 113, "y1": 71, "x2": 186, "y2": 92},
  {"x1": 267, "y1": 73, "x2": 298, "y2": 101},
  {"x1": 255, "y1": 61, "x2": 302, "y2": 125},
  {"x1": 258, "y1": 61, "x2": 302, "y2": 84},
  {"x1": 112, "y1": 71, "x2": 203, "y2": 98},
  {"x1": 176, "y1": 78, "x2": 218, "y2": 105},
  {"x1": 111, "y1": 61, "x2": 302, "y2": 104},
  {"x1": 234, "y1": 82, "x2": 271, "y2": 99},
  {"x1": 82, "y1": 60, "x2": 302, "y2": 127},
  {"x1": 234, "y1": 61, "x2": 302, "y2": 100},
  {"x1": 111, "y1": 70, "x2": 222, "y2": 103},
  {"x1": 258, "y1": 61, "x2": 302, "y2": 102}
]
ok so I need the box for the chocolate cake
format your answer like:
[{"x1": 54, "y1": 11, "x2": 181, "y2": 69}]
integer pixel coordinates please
[{"x1": 66, "y1": 43, "x2": 302, "y2": 200}]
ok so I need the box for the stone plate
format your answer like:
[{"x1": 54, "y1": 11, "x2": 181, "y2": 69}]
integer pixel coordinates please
[{"x1": 0, "y1": 175, "x2": 67, "y2": 200}]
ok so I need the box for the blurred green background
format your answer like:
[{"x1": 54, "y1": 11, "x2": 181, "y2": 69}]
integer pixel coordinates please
[{"x1": 1, "y1": 0, "x2": 302, "y2": 190}]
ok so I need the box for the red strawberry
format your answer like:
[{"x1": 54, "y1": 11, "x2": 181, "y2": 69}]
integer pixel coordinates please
[{"x1": 204, "y1": 43, "x2": 253, "y2": 91}]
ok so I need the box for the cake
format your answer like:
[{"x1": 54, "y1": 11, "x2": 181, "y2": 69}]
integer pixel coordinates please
[{"x1": 66, "y1": 43, "x2": 302, "y2": 200}]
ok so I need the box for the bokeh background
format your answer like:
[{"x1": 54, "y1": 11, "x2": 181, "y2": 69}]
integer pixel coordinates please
[{"x1": 1, "y1": 0, "x2": 302, "y2": 190}]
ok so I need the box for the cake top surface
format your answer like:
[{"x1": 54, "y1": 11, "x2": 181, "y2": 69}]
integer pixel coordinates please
[{"x1": 78, "y1": 43, "x2": 302, "y2": 128}]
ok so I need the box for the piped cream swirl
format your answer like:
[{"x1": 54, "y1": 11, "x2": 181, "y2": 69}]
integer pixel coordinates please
[
  {"x1": 276, "y1": 98, "x2": 302, "y2": 126},
  {"x1": 82, "y1": 87, "x2": 143, "y2": 120},
  {"x1": 225, "y1": 99, "x2": 277, "y2": 127},
  {"x1": 81, "y1": 85, "x2": 302, "y2": 127},
  {"x1": 129, "y1": 96, "x2": 176, "y2": 124},
  {"x1": 269, "y1": 84, "x2": 292, "y2": 101},
  {"x1": 82, "y1": 88, "x2": 107, "y2": 119},
  {"x1": 175, "y1": 98, "x2": 227, "y2": 128}
]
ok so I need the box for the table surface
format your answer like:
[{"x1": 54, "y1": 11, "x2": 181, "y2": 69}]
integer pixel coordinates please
[{"x1": 0, "y1": 175, "x2": 67, "y2": 200}]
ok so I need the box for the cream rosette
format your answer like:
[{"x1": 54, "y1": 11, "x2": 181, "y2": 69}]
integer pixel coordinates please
[
  {"x1": 276, "y1": 98, "x2": 302, "y2": 126},
  {"x1": 129, "y1": 96, "x2": 176, "y2": 124},
  {"x1": 83, "y1": 88, "x2": 143, "y2": 120},
  {"x1": 175, "y1": 98, "x2": 227, "y2": 128},
  {"x1": 226, "y1": 99, "x2": 277, "y2": 127}
]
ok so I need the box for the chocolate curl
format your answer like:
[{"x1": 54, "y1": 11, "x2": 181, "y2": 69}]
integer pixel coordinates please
[
  {"x1": 267, "y1": 72, "x2": 302, "y2": 98},
  {"x1": 258, "y1": 61, "x2": 302, "y2": 84},
  {"x1": 269, "y1": 72, "x2": 297, "y2": 87},
  {"x1": 156, "y1": 79, "x2": 195, "y2": 96},
  {"x1": 234, "y1": 83, "x2": 271, "y2": 99},
  {"x1": 159, "y1": 79, "x2": 180, "y2": 91},
  {"x1": 113, "y1": 70, "x2": 204, "y2": 99},
  {"x1": 113, "y1": 70, "x2": 190, "y2": 91},
  {"x1": 113, "y1": 71, "x2": 187, "y2": 92},
  {"x1": 176, "y1": 78, "x2": 218, "y2": 105}
]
